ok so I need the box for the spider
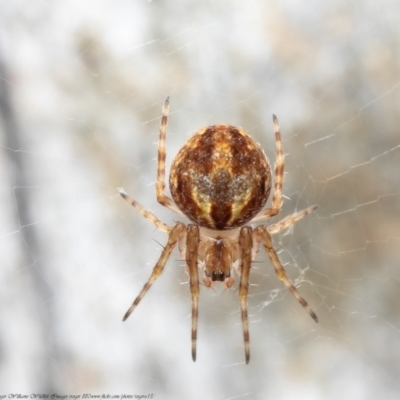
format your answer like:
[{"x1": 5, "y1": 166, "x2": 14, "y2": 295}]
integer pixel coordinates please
[{"x1": 119, "y1": 98, "x2": 318, "y2": 364}]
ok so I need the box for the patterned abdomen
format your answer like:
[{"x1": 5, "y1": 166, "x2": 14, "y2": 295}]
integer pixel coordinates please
[{"x1": 169, "y1": 125, "x2": 271, "y2": 230}]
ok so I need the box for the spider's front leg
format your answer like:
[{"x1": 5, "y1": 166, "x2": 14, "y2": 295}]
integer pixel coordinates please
[
  {"x1": 253, "y1": 226, "x2": 318, "y2": 323},
  {"x1": 122, "y1": 222, "x2": 186, "y2": 321},
  {"x1": 186, "y1": 224, "x2": 200, "y2": 361},
  {"x1": 238, "y1": 226, "x2": 253, "y2": 364}
]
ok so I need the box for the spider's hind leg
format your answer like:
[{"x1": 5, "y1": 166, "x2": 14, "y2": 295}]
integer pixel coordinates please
[
  {"x1": 156, "y1": 97, "x2": 184, "y2": 216},
  {"x1": 253, "y1": 115, "x2": 284, "y2": 221},
  {"x1": 119, "y1": 188, "x2": 170, "y2": 233},
  {"x1": 267, "y1": 205, "x2": 318, "y2": 235}
]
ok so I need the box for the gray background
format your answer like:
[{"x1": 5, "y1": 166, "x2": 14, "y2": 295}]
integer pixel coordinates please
[{"x1": 1, "y1": 1, "x2": 400, "y2": 399}]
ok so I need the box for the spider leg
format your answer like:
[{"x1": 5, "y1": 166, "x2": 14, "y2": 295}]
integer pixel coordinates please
[
  {"x1": 156, "y1": 97, "x2": 184, "y2": 216},
  {"x1": 119, "y1": 188, "x2": 170, "y2": 233},
  {"x1": 253, "y1": 226, "x2": 318, "y2": 323},
  {"x1": 239, "y1": 226, "x2": 253, "y2": 364},
  {"x1": 186, "y1": 224, "x2": 200, "y2": 361},
  {"x1": 253, "y1": 115, "x2": 284, "y2": 221},
  {"x1": 251, "y1": 205, "x2": 317, "y2": 260},
  {"x1": 267, "y1": 205, "x2": 317, "y2": 235},
  {"x1": 122, "y1": 222, "x2": 186, "y2": 321}
]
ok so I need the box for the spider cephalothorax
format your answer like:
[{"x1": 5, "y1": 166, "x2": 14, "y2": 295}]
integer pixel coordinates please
[{"x1": 119, "y1": 98, "x2": 318, "y2": 364}]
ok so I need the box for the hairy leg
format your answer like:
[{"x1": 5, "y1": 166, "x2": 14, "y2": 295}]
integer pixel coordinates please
[
  {"x1": 253, "y1": 226, "x2": 318, "y2": 323},
  {"x1": 122, "y1": 222, "x2": 186, "y2": 321}
]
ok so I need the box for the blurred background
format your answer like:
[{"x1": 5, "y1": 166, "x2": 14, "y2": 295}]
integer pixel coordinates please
[{"x1": 1, "y1": 0, "x2": 400, "y2": 398}]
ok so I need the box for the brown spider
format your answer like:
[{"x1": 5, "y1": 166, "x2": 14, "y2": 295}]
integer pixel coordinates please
[{"x1": 120, "y1": 98, "x2": 318, "y2": 364}]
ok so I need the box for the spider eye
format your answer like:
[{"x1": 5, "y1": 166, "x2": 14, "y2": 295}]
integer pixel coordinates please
[{"x1": 212, "y1": 270, "x2": 225, "y2": 282}]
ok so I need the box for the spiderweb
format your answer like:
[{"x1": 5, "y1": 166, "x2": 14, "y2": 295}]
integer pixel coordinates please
[{"x1": 1, "y1": 1, "x2": 400, "y2": 399}]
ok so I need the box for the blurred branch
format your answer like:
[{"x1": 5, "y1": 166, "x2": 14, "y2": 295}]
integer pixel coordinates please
[{"x1": 0, "y1": 50, "x2": 57, "y2": 391}]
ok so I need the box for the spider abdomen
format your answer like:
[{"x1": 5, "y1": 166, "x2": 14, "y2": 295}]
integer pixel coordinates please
[{"x1": 169, "y1": 125, "x2": 271, "y2": 230}]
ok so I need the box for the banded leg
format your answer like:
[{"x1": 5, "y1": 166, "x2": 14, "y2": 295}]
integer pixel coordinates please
[
  {"x1": 156, "y1": 97, "x2": 183, "y2": 215},
  {"x1": 254, "y1": 226, "x2": 318, "y2": 323},
  {"x1": 239, "y1": 226, "x2": 253, "y2": 364},
  {"x1": 186, "y1": 224, "x2": 200, "y2": 361},
  {"x1": 267, "y1": 205, "x2": 318, "y2": 235},
  {"x1": 119, "y1": 188, "x2": 170, "y2": 233},
  {"x1": 252, "y1": 206, "x2": 317, "y2": 260},
  {"x1": 122, "y1": 222, "x2": 186, "y2": 321},
  {"x1": 253, "y1": 115, "x2": 284, "y2": 221}
]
